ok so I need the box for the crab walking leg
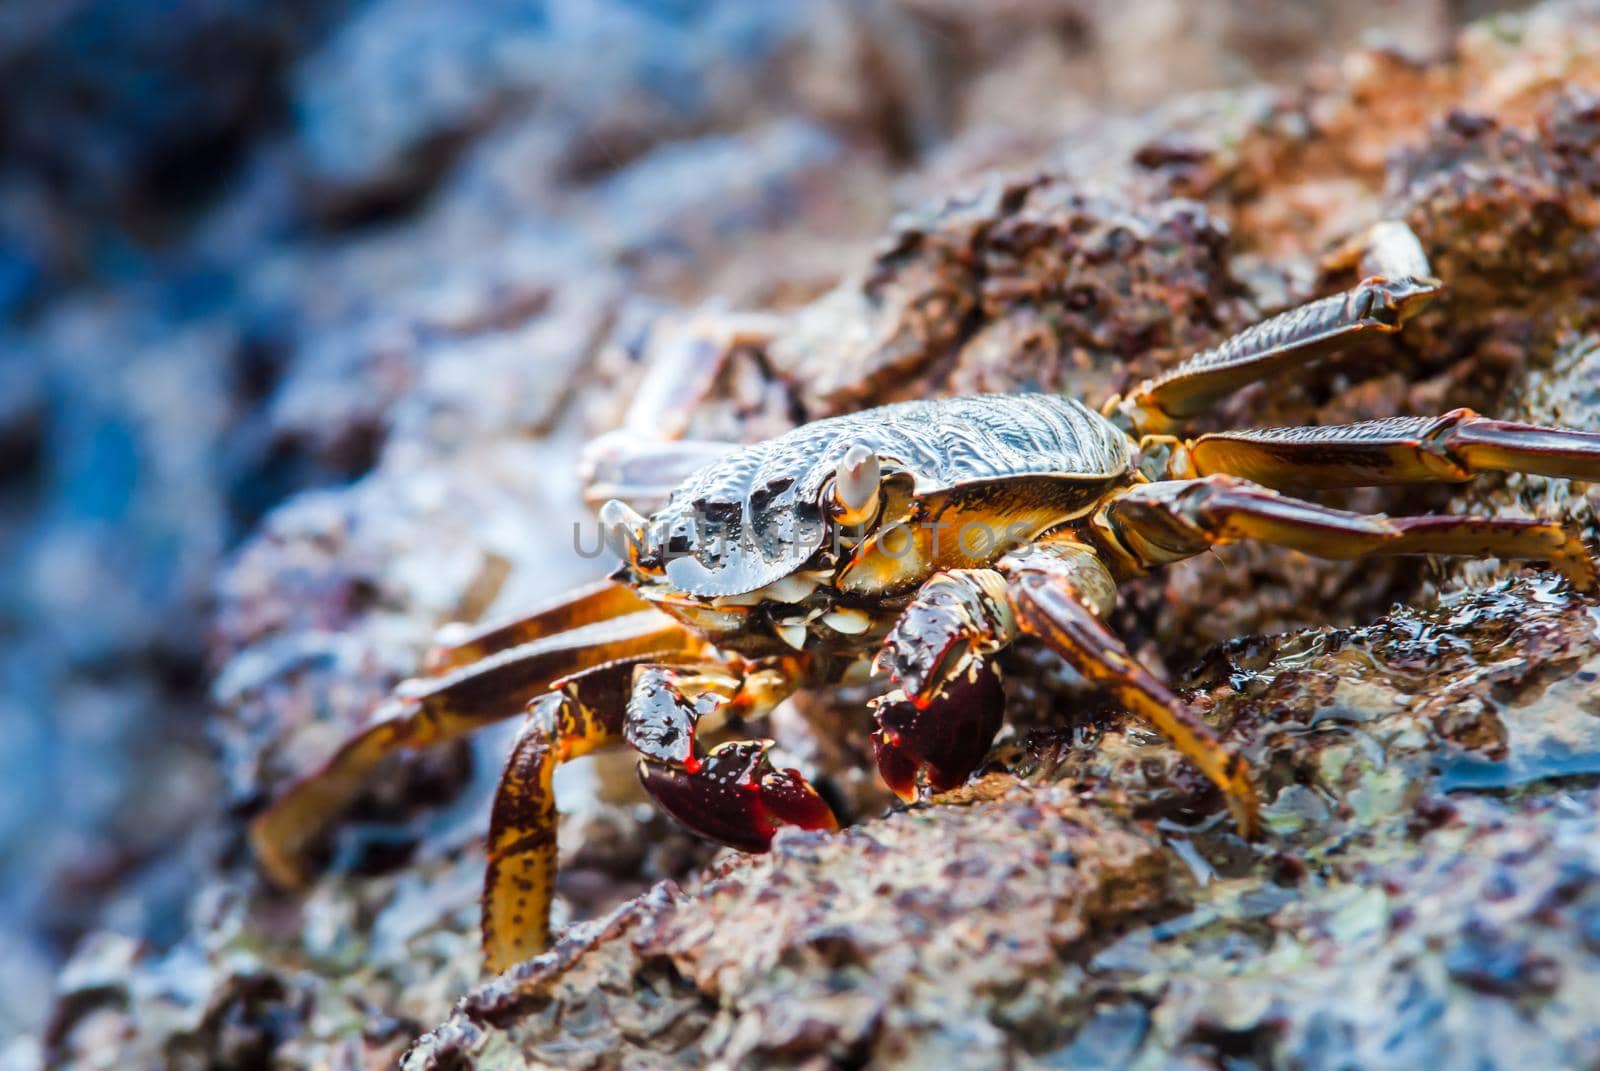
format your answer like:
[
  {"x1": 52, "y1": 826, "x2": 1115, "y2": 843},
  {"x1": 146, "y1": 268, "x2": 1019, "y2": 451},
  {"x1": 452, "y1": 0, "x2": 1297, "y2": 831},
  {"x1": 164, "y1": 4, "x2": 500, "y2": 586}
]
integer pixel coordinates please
[
  {"x1": 1000, "y1": 539, "x2": 1262, "y2": 837},
  {"x1": 577, "y1": 310, "x2": 780, "y2": 512},
  {"x1": 482, "y1": 654, "x2": 666, "y2": 972},
  {"x1": 250, "y1": 609, "x2": 704, "y2": 891},
  {"x1": 629, "y1": 662, "x2": 838, "y2": 854},
  {"x1": 1096, "y1": 475, "x2": 1599, "y2": 592},
  {"x1": 1114, "y1": 221, "x2": 1441, "y2": 434},
  {"x1": 425, "y1": 579, "x2": 654, "y2": 673},
  {"x1": 1174, "y1": 408, "x2": 1600, "y2": 490},
  {"x1": 615, "y1": 311, "x2": 783, "y2": 441},
  {"x1": 485, "y1": 694, "x2": 606, "y2": 973}
]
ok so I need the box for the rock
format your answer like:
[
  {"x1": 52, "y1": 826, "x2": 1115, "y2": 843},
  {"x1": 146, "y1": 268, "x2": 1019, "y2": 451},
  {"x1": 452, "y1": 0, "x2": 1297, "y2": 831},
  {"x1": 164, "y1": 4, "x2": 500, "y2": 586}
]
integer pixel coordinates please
[
  {"x1": 0, "y1": 0, "x2": 329, "y2": 226},
  {"x1": 765, "y1": 179, "x2": 1244, "y2": 416},
  {"x1": 289, "y1": 0, "x2": 933, "y2": 221},
  {"x1": 412, "y1": 789, "x2": 1169, "y2": 1070}
]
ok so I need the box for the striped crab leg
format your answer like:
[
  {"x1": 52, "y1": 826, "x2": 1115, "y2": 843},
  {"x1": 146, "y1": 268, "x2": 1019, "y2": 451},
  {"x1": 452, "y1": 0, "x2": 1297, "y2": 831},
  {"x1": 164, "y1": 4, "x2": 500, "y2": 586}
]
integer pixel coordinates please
[
  {"x1": 1112, "y1": 221, "x2": 1441, "y2": 435},
  {"x1": 250, "y1": 593, "x2": 704, "y2": 892},
  {"x1": 1094, "y1": 475, "x2": 1597, "y2": 593},
  {"x1": 873, "y1": 547, "x2": 1260, "y2": 836},
  {"x1": 423, "y1": 579, "x2": 653, "y2": 672},
  {"x1": 999, "y1": 540, "x2": 1263, "y2": 838},
  {"x1": 483, "y1": 650, "x2": 834, "y2": 972},
  {"x1": 1167, "y1": 408, "x2": 1600, "y2": 490}
]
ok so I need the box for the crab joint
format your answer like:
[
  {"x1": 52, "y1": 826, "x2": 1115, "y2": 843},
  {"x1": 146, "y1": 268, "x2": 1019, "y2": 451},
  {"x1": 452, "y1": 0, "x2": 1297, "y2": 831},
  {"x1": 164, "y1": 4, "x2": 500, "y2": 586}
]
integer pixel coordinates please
[
  {"x1": 832, "y1": 444, "x2": 882, "y2": 526},
  {"x1": 876, "y1": 569, "x2": 1014, "y2": 707}
]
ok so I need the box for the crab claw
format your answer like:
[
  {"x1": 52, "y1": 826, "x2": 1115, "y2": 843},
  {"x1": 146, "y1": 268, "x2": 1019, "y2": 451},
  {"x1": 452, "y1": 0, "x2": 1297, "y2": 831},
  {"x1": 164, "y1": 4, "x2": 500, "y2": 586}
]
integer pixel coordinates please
[
  {"x1": 876, "y1": 597, "x2": 971, "y2": 707},
  {"x1": 876, "y1": 571, "x2": 1013, "y2": 708},
  {"x1": 870, "y1": 658, "x2": 1005, "y2": 802},
  {"x1": 638, "y1": 741, "x2": 837, "y2": 853}
]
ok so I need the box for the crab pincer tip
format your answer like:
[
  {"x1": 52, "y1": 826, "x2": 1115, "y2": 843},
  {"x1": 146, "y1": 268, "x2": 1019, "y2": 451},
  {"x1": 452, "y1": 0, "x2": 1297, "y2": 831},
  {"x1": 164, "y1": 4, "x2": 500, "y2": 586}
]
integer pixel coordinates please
[
  {"x1": 871, "y1": 728, "x2": 922, "y2": 803},
  {"x1": 760, "y1": 767, "x2": 839, "y2": 833}
]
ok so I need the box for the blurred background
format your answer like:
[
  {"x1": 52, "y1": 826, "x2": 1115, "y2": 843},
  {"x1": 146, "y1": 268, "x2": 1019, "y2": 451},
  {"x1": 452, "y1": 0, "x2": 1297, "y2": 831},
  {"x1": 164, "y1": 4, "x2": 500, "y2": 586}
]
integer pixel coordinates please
[{"x1": 0, "y1": 0, "x2": 1533, "y2": 1043}]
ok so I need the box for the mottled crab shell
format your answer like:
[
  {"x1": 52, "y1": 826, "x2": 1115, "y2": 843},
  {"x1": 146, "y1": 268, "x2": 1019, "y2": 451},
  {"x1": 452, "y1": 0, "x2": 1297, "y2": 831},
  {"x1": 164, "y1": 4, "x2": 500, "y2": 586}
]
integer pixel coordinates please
[{"x1": 650, "y1": 394, "x2": 1132, "y2": 597}]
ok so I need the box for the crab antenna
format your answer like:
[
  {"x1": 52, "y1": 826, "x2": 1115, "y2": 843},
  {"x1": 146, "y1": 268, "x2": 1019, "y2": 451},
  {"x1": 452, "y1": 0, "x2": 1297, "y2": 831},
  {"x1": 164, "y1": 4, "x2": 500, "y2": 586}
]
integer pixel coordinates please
[
  {"x1": 833, "y1": 444, "x2": 882, "y2": 526},
  {"x1": 599, "y1": 498, "x2": 649, "y2": 565}
]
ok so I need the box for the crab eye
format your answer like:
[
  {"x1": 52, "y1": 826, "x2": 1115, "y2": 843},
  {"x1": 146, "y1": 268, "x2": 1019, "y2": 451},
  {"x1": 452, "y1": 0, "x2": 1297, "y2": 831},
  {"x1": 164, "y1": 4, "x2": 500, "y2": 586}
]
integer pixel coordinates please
[
  {"x1": 599, "y1": 499, "x2": 650, "y2": 566},
  {"x1": 832, "y1": 444, "x2": 881, "y2": 526}
]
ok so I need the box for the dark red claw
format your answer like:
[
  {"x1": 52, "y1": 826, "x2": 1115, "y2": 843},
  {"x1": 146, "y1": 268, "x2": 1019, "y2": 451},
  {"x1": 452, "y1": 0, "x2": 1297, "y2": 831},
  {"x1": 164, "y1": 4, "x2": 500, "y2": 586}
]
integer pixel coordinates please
[
  {"x1": 871, "y1": 659, "x2": 1005, "y2": 799},
  {"x1": 638, "y1": 742, "x2": 835, "y2": 853},
  {"x1": 871, "y1": 729, "x2": 921, "y2": 801},
  {"x1": 759, "y1": 767, "x2": 840, "y2": 832},
  {"x1": 877, "y1": 578, "x2": 1008, "y2": 707}
]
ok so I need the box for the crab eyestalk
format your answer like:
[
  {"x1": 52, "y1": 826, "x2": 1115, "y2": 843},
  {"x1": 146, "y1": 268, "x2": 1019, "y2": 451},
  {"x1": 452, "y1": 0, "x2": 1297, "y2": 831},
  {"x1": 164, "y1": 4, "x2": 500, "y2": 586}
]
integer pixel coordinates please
[
  {"x1": 832, "y1": 444, "x2": 881, "y2": 527},
  {"x1": 599, "y1": 498, "x2": 650, "y2": 569},
  {"x1": 1359, "y1": 219, "x2": 1435, "y2": 284}
]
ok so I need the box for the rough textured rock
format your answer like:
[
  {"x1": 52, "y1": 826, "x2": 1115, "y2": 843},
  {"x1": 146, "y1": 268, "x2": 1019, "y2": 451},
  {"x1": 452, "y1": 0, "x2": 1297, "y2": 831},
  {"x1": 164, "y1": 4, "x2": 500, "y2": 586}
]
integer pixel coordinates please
[
  {"x1": 419, "y1": 789, "x2": 1170, "y2": 1070},
  {"x1": 395, "y1": 6, "x2": 1600, "y2": 1068}
]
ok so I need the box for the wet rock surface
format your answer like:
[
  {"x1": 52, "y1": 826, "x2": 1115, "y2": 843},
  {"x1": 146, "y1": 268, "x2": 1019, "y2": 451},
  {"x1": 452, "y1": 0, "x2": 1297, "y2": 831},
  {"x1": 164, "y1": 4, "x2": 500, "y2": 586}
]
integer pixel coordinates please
[
  {"x1": 19, "y1": 0, "x2": 1600, "y2": 1069},
  {"x1": 419, "y1": 786, "x2": 1171, "y2": 1070}
]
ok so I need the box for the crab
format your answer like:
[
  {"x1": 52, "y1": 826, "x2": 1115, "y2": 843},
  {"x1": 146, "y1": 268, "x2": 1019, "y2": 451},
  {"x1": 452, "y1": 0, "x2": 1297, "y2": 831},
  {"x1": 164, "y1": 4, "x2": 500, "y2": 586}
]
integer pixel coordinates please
[{"x1": 250, "y1": 221, "x2": 1600, "y2": 973}]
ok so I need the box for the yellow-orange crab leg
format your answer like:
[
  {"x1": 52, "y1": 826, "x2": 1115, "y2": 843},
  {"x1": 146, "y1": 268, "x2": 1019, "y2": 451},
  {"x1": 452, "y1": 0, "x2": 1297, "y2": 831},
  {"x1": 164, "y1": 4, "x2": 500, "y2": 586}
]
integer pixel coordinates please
[
  {"x1": 1114, "y1": 221, "x2": 1440, "y2": 434},
  {"x1": 1096, "y1": 475, "x2": 1598, "y2": 592},
  {"x1": 483, "y1": 652, "x2": 671, "y2": 973},
  {"x1": 425, "y1": 579, "x2": 653, "y2": 673},
  {"x1": 250, "y1": 609, "x2": 704, "y2": 892},
  {"x1": 1000, "y1": 538, "x2": 1261, "y2": 837},
  {"x1": 1174, "y1": 408, "x2": 1600, "y2": 489}
]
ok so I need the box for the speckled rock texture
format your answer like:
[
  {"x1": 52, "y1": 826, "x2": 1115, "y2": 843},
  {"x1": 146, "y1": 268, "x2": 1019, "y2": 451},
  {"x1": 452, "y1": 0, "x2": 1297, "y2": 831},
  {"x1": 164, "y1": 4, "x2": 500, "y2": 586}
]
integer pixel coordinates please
[{"x1": 20, "y1": 1, "x2": 1600, "y2": 1069}]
